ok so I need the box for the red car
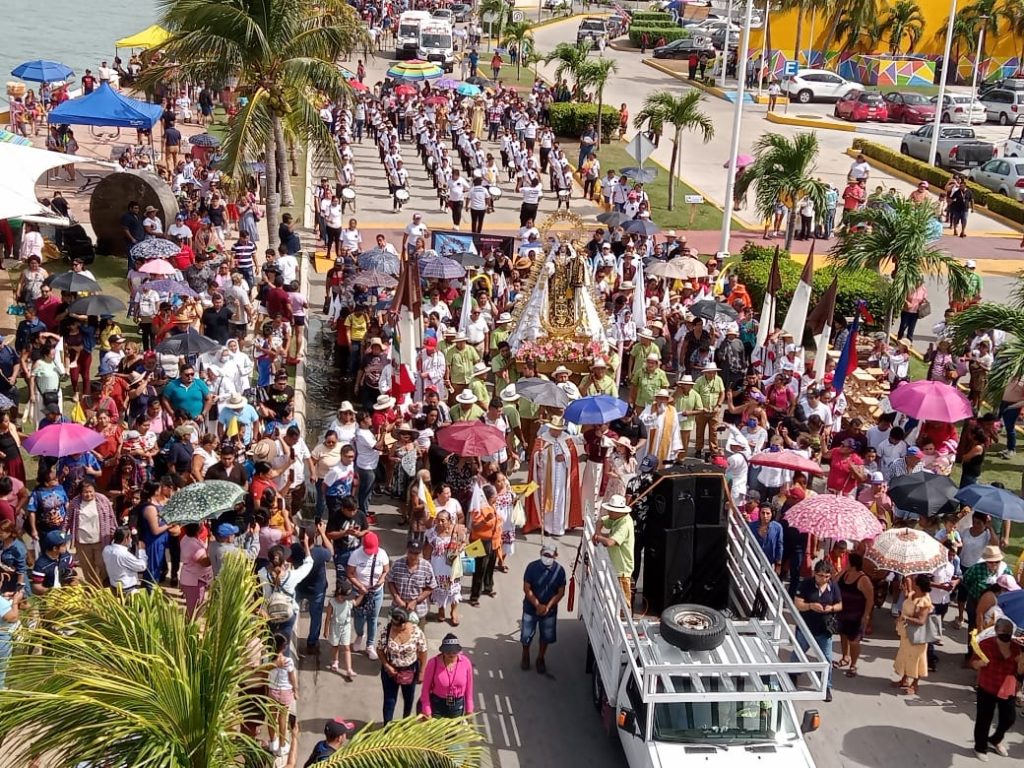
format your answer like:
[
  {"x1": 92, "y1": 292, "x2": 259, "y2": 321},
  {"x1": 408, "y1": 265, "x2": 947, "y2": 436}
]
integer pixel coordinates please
[
  {"x1": 834, "y1": 91, "x2": 889, "y2": 122},
  {"x1": 883, "y1": 91, "x2": 937, "y2": 124}
]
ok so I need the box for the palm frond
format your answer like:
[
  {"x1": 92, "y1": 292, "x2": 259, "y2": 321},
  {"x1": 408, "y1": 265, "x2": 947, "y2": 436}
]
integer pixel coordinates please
[
  {"x1": 951, "y1": 300, "x2": 1024, "y2": 401},
  {"x1": 219, "y1": 88, "x2": 274, "y2": 182},
  {"x1": 322, "y1": 716, "x2": 485, "y2": 768},
  {"x1": 735, "y1": 132, "x2": 827, "y2": 229}
]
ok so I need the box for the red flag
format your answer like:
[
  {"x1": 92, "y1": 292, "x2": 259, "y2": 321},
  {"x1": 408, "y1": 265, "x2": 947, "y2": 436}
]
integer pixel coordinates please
[{"x1": 393, "y1": 363, "x2": 416, "y2": 397}]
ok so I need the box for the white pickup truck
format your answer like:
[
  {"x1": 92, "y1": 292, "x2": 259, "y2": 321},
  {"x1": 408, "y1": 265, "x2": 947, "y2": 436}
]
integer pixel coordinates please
[{"x1": 580, "y1": 467, "x2": 829, "y2": 768}]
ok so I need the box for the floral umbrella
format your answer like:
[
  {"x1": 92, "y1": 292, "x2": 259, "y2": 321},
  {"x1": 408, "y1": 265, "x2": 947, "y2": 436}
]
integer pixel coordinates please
[
  {"x1": 358, "y1": 248, "x2": 401, "y2": 276},
  {"x1": 162, "y1": 480, "x2": 249, "y2": 524},
  {"x1": 783, "y1": 495, "x2": 883, "y2": 541},
  {"x1": 129, "y1": 238, "x2": 180, "y2": 261},
  {"x1": 865, "y1": 528, "x2": 946, "y2": 575}
]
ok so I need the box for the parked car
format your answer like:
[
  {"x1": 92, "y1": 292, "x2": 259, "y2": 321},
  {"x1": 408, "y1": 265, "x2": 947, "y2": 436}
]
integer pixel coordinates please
[
  {"x1": 651, "y1": 36, "x2": 715, "y2": 59},
  {"x1": 449, "y1": 3, "x2": 473, "y2": 22},
  {"x1": 782, "y1": 69, "x2": 862, "y2": 103},
  {"x1": 900, "y1": 124, "x2": 997, "y2": 169},
  {"x1": 980, "y1": 88, "x2": 1024, "y2": 125},
  {"x1": 882, "y1": 91, "x2": 936, "y2": 124},
  {"x1": 576, "y1": 17, "x2": 609, "y2": 47},
  {"x1": 709, "y1": 27, "x2": 740, "y2": 49},
  {"x1": 542, "y1": 0, "x2": 571, "y2": 9},
  {"x1": 969, "y1": 158, "x2": 1024, "y2": 201},
  {"x1": 834, "y1": 91, "x2": 889, "y2": 122},
  {"x1": 979, "y1": 78, "x2": 1024, "y2": 98},
  {"x1": 430, "y1": 7, "x2": 453, "y2": 21},
  {"x1": 933, "y1": 93, "x2": 987, "y2": 124}
]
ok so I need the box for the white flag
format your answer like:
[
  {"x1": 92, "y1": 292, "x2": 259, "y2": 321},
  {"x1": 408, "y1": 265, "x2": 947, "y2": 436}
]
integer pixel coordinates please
[
  {"x1": 781, "y1": 245, "x2": 815, "y2": 343},
  {"x1": 458, "y1": 273, "x2": 474, "y2": 333},
  {"x1": 632, "y1": 258, "x2": 647, "y2": 332}
]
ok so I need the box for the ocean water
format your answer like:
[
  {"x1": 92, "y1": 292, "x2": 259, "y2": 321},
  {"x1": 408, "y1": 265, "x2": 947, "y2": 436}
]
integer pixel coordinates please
[{"x1": 1, "y1": 0, "x2": 157, "y2": 105}]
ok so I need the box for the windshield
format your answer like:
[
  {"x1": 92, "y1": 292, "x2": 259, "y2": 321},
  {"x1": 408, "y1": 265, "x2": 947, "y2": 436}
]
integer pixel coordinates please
[
  {"x1": 399, "y1": 23, "x2": 420, "y2": 37},
  {"x1": 421, "y1": 33, "x2": 453, "y2": 48},
  {"x1": 581, "y1": 21, "x2": 605, "y2": 30},
  {"x1": 653, "y1": 699, "x2": 800, "y2": 745}
]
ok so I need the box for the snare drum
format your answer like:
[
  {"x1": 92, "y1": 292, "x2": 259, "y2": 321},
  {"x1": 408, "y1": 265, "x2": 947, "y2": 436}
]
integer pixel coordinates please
[
  {"x1": 394, "y1": 188, "x2": 411, "y2": 202},
  {"x1": 488, "y1": 186, "x2": 503, "y2": 200},
  {"x1": 341, "y1": 187, "x2": 356, "y2": 201},
  {"x1": 557, "y1": 190, "x2": 570, "y2": 200},
  {"x1": 426, "y1": 156, "x2": 436, "y2": 170}
]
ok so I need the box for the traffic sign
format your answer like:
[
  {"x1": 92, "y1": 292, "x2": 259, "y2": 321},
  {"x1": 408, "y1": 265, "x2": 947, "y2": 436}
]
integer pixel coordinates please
[
  {"x1": 783, "y1": 60, "x2": 799, "y2": 77},
  {"x1": 481, "y1": 10, "x2": 498, "y2": 23},
  {"x1": 625, "y1": 133, "x2": 656, "y2": 166},
  {"x1": 512, "y1": 10, "x2": 525, "y2": 22}
]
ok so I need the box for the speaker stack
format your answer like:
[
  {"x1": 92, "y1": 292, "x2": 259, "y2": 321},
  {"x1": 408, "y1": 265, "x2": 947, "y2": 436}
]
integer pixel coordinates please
[{"x1": 641, "y1": 464, "x2": 731, "y2": 614}]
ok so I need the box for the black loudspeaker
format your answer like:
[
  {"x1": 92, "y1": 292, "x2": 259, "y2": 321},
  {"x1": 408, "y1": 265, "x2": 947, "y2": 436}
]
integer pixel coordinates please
[
  {"x1": 642, "y1": 526, "x2": 693, "y2": 614},
  {"x1": 685, "y1": 524, "x2": 731, "y2": 610},
  {"x1": 648, "y1": 468, "x2": 726, "y2": 529}
]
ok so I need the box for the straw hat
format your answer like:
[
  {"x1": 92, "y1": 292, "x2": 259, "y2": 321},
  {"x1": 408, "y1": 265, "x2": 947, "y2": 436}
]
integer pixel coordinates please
[
  {"x1": 368, "y1": 337, "x2": 384, "y2": 348},
  {"x1": 472, "y1": 362, "x2": 490, "y2": 377},
  {"x1": 702, "y1": 363, "x2": 721, "y2": 373},
  {"x1": 456, "y1": 390, "x2": 478, "y2": 405},
  {"x1": 602, "y1": 494, "x2": 631, "y2": 515},
  {"x1": 552, "y1": 365, "x2": 572, "y2": 377},
  {"x1": 655, "y1": 388, "x2": 671, "y2": 399},
  {"x1": 676, "y1": 375, "x2": 694, "y2": 386},
  {"x1": 646, "y1": 353, "x2": 660, "y2": 362},
  {"x1": 225, "y1": 393, "x2": 248, "y2": 409},
  {"x1": 338, "y1": 401, "x2": 356, "y2": 413},
  {"x1": 980, "y1": 545, "x2": 1005, "y2": 563},
  {"x1": 546, "y1": 415, "x2": 566, "y2": 431},
  {"x1": 373, "y1": 394, "x2": 397, "y2": 410},
  {"x1": 591, "y1": 358, "x2": 608, "y2": 369},
  {"x1": 496, "y1": 312, "x2": 512, "y2": 325},
  {"x1": 614, "y1": 436, "x2": 635, "y2": 452},
  {"x1": 500, "y1": 384, "x2": 520, "y2": 402}
]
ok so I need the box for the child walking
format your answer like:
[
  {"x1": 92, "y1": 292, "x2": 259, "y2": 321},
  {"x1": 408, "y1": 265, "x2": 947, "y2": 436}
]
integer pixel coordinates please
[
  {"x1": 267, "y1": 633, "x2": 298, "y2": 757},
  {"x1": 325, "y1": 583, "x2": 356, "y2": 679}
]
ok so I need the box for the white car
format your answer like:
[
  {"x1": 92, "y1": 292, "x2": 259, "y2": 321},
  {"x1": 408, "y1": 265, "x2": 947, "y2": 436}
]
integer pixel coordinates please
[
  {"x1": 430, "y1": 8, "x2": 453, "y2": 21},
  {"x1": 969, "y1": 158, "x2": 1024, "y2": 201},
  {"x1": 980, "y1": 88, "x2": 1024, "y2": 125},
  {"x1": 782, "y1": 69, "x2": 862, "y2": 104},
  {"x1": 933, "y1": 93, "x2": 987, "y2": 125}
]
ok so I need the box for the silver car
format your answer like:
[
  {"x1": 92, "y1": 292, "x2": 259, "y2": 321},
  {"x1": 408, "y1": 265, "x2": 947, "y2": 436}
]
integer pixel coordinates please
[{"x1": 968, "y1": 158, "x2": 1024, "y2": 201}]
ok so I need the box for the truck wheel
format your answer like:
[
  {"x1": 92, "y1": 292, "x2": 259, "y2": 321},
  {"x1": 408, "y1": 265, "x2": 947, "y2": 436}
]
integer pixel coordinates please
[
  {"x1": 591, "y1": 668, "x2": 604, "y2": 712},
  {"x1": 660, "y1": 603, "x2": 727, "y2": 652}
]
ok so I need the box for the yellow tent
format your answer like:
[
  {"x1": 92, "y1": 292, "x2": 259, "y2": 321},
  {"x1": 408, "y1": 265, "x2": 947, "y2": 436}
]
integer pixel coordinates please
[{"x1": 115, "y1": 24, "x2": 171, "y2": 50}]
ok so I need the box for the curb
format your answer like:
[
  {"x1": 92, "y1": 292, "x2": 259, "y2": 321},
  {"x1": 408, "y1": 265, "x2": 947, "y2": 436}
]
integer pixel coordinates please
[
  {"x1": 841, "y1": 148, "x2": 1023, "y2": 235},
  {"x1": 766, "y1": 111, "x2": 856, "y2": 132},
  {"x1": 642, "y1": 58, "x2": 730, "y2": 101}
]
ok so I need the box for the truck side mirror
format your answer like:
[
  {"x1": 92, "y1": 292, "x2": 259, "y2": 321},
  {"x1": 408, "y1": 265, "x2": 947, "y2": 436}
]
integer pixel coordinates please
[
  {"x1": 801, "y1": 709, "x2": 820, "y2": 734},
  {"x1": 617, "y1": 708, "x2": 636, "y2": 733}
]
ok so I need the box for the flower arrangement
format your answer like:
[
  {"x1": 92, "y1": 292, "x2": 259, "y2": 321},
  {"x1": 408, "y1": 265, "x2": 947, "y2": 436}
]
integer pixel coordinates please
[{"x1": 514, "y1": 337, "x2": 606, "y2": 363}]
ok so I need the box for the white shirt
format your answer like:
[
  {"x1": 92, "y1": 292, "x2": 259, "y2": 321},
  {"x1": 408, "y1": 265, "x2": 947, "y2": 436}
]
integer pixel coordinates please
[
  {"x1": 289, "y1": 438, "x2": 311, "y2": 488},
  {"x1": 468, "y1": 185, "x2": 489, "y2": 211},
  {"x1": 326, "y1": 203, "x2": 343, "y2": 229},
  {"x1": 277, "y1": 254, "x2": 298, "y2": 284},
  {"x1": 405, "y1": 222, "x2": 428, "y2": 243},
  {"x1": 521, "y1": 184, "x2": 542, "y2": 204},
  {"x1": 465, "y1": 316, "x2": 489, "y2": 345},
  {"x1": 447, "y1": 177, "x2": 470, "y2": 202},
  {"x1": 348, "y1": 547, "x2": 390, "y2": 589},
  {"x1": 354, "y1": 427, "x2": 380, "y2": 470},
  {"x1": 167, "y1": 222, "x2": 192, "y2": 241},
  {"x1": 930, "y1": 560, "x2": 956, "y2": 605},
  {"x1": 102, "y1": 542, "x2": 148, "y2": 591},
  {"x1": 340, "y1": 227, "x2": 362, "y2": 252},
  {"x1": 849, "y1": 159, "x2": 870, "y2": 180},
  {"x1": 865, "y1": 425, "x2": 892, "y2": 451}
]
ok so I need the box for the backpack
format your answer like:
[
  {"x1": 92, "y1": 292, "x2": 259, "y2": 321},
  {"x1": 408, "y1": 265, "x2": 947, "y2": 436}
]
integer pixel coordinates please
[{"x1": 265, "y1": 578, "x2": 296, "y2": 623}]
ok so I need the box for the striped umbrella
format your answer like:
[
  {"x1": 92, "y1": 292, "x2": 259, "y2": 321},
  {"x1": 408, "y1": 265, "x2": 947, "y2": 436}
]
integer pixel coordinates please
[
  {"x1": 353, "y1": 270, "x2": 398, "y2": 289},
  {"x1": 387, "y1": 59, "x2": 444, "y2": 81}
]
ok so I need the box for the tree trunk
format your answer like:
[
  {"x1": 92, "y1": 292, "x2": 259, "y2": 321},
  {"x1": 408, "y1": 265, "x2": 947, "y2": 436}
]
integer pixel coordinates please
[
  {"x1": 596, "y1": 87, "x2": 604, "y2": 147},
  {"x1": 668, "y1": 129, "x2": 680, "y2": 210},
  {"x1": 274, "y1": 116, "x2": 292, "y2": 207},
  {"x1": 784, "y1": 203, "x2": 797, "y2": 250},
  {"x1": 288, "y1": 138, "x2": 299, "y2": 178},
  {"x1": 793, "y1": 2, "x2": 804, "y2": 66},
  {"x1": 265, "y1": 132, "x2": 281, "y2": 250}
]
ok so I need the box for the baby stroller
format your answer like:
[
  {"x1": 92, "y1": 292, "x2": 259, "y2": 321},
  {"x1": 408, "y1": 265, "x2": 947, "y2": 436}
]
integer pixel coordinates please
[{"x1": 62, "y1": 224, "x2": 96, "y2": 264}]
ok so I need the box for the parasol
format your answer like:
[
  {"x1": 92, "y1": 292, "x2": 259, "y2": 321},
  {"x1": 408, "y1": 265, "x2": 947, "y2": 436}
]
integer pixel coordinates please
[
  {"x1": 0, "y1": 394, "x2": 14, "y2": 411},
  {"x1": 887, "y1": 380, "x2": 973, "y2": 423},
  {"x1": 997, "y1": 590, "x2": 1024, "y2": 626},
  {"x1": 450, "y1": 251, "x2": 485, "y2": 268},
  {"x1": 46, "y1": 272, "x2": 101, "y2": 293},
  {"x1": 749, "y1": 450, "x2": 824, "y2": 475},
  {"x1": 456, "y1": 82, "x2": 481, "y2": 97},
  {"x1": 564, "y1": 395, "x2": 629, "y2": 425},
  {"x1": 596, "y1": 210, "x2": 629, "y2": 228},
  {"x1": 782, "y1": 495, "x2": 884, "y2": 540},
  {"x1": 887, "y1": 472, "x2": 959, "y2": 518},
  {"x1": 394, "y1": 84, "x2": 417, "y2": 96},
  {"x1": 387, "y1": 59, "x2": 444, "y2": 81},
  {"x1": 647, "y1": 256, "x2": 708, "y2": 281},
  {"x1": 954, "y1": 484, "x2": 1024, "y2": 522},
  {"x1": 864, "y1": 528, "x2": 947, "y2": 574},
  {"x1": 436, "y1": 77, "x2": 460, "y2": 90},
  {"x1": 137, "y1": 258, "x2": 178, "y2": 276},
  {"x1": 690, "y1": 299, "x2": 738, "y2": 323},
  {"x1": 155, "y1": 329, "x2": 221, "y2": 356},
  {"x1": 419, "y1": 256, "x2": 466, "y2": 280},
  {"x1": 622, "y1": 219, "x2": 659, "y2": 237},
  {"x1": 353, "y1": 270, "x2": 398, "y2": 289},
  {"x1": 424, "y1": 94, "x2": 448, "y2": 106},
  {"x1": 723, "y1": 154, "x2": 755, "y2": 168},
  {"x1": 11, "y1": 60, "x2": 74, "y2": 83},
  {"x1": 129, "y1": 238, "x2": 180, "y2": 261},
  {"x1": 146, "y1": 279, "x2": 197, "y2": 297},
  {"x1": 436, "y1": 422, "x2": 506, "y2": 457},
  {"x1": 161, "y1": 480, "x2": 249, "y2": 524},
  {"x1": 68, "y1": 294, "x2": 126, "y2": 316},
  {"x1": 349, "y1": 80, "x2": 369, "y2": 92},
  {"x1": 514, "y1": 377, "x2": 570, "y2": 409},
  {"x1": 465, "y1": 75, "x2": 496, "y2": 88},
  {"x1": 188, "y1": 134, "x2": 221, "y2": 147},
  {"x1": 358, "y1": 248, "x2": 401, "y2": 276},
  {"x1": 24, "y1": 423, "x2": 104, "y2": 458},
  {"x1": 621, "y1": 167, "x2": 658, "y2": 183}
]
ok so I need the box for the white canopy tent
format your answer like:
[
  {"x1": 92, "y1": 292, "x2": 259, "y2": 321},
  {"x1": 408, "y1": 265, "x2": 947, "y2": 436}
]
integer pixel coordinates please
[{"x1": 0, "y1": 142, "x2": 90, "y2": 221}]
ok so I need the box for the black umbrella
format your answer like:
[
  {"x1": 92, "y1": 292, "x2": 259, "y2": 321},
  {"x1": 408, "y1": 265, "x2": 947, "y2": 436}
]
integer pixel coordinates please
[
  {"x1": 596, "y1": 210, "x2": 629, "y2": 227},
  {"x1": 887, "y1": 473, "x2": 959, "y2": 518},
  {"x1": 155, "y1": 328, "x2": 221, "y2": 356},
  {"x1": 689, "y1": 299, "x2": 738, "y2": 323},
  {"x1": 623, "y1": 219, "x2": 659, "y2": 237},
  {"x1": 514, "y1": 377, "x2": 570, "y2": 409},
  {"x1": 68, "y1": 294, "x2": 126, "y2": 316},
  {"x1": 622, "y1": 166, "x2": 657, "y2": 183},
  {"x1": 451, "y1": 251, "x2": 485, "y2": 268},
  {"x1": 46, "y1": 271, "x2": 101, "y2": 293},
  {"x1": 465, "y1": 75, "x2": 496, "y2": 88}
]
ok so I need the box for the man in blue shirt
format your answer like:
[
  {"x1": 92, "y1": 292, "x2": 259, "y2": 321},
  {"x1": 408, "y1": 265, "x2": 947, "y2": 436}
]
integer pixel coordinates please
[
  {"x1": 14, "y1": 306, "x2": 46, "y2": 355},
  {"x1": 521, "y1": 543, "x2": 567, "y2": 674},
  {"x1": 161, "y1": 364, "x2": 211, "y2": 420}
]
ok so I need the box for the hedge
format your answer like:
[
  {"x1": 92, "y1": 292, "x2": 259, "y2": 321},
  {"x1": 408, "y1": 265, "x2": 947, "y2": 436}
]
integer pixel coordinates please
[
  {"x1": 732, "y1": 243, "x2": 888, "y2": 341},
  {"x1": 628, "y1": 25, "x2": 693, "y2": 45},
  {"x1": 548, "y1": 102, "x2": 618, "y2": 139},
  {"x1": 851, "y1": 138, "x2": 1024, "y2": 224},
  {"x1": 631, "y1": 11, "x2": 675, "y2": 23}
]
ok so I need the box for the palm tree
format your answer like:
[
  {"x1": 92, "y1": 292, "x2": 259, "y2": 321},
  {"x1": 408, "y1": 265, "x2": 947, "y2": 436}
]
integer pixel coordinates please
[
  {"x1": 732, "y1": 132, "x2": 828, "y2": 250},
  {"x1": 828, "y1": 194, "x2": 972, "y2": 330},
  {"x1": 832, "y1": 0, "x2": 883, "y2": 51},
  {"x1": 886, "y1": 0, "x2": 926, "y2": 53},
  {"x1": 950, "y1": 280, "x2": 1024, "y2": 402},
  {"x1": 142, "y1": 0, "x2": 366, "y2": 241},
  {"x1": 577, "y1": 58, "x2": 617, "y2": 147},
  {"x1": 0, "y1": 556, "x2": 483, "y2": 767},
  {"x1": 937, "y1": 12, "x2": 981, "y2": 83},
  {"x1": 479, "y1": 0, "x2": 514, "y2": 45},
  {"x1": 1002, "y1": 0, "x2": 1024, "y2": 63},
  {"x1": 501, "y1": 21, "x2": 534, "y2": 81},
  {"x1": 632, "y1": 91, "x2": 714, "y2": 211},
  {"x1": 543, "y1": 41, "x2": 592, "y2": 97}
]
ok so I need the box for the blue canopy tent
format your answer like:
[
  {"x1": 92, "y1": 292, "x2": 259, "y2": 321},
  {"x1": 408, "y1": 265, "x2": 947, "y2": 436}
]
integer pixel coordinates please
[{"x1": 47, "y1": 82, "x2": 164, "y2": 129}]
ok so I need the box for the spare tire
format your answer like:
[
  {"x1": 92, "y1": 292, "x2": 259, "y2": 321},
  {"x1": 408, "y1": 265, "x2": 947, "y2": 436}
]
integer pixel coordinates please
[{"x1": 660, "y1": 603, "x2": 727, "y2": 652}]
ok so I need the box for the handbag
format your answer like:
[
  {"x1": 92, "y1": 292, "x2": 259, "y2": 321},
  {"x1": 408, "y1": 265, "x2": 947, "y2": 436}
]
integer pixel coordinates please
[
  {"x1": 907, "y1": 613, "x2": 942, "y2": 645},
  {"x1": 824, "y1": 613, "x2": 840, "y2": 635},
  {"x1": 460, "y1": 554, "x2": 476, "y2": 575},
  {"x1": 917, "y1": 299, "x2": 932, "y2": 319},
  {"x1": 352, "y1": 553, "x2": 379, "y2": 617}
]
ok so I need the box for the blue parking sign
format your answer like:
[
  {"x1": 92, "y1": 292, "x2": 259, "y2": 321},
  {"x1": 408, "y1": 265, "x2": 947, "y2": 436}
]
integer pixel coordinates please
[{"x1": 783, "y1": 60, "x2": 799, "y2": 77}]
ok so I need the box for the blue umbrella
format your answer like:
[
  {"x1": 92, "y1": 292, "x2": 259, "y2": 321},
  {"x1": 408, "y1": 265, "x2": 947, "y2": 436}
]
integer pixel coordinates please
[
  {"x1": 456, "y1": 82, "x2": 481, "y2": 97},
  {"x1": 565, "y1": 395, "x2": 629, "y2": 425},
  {"x1": 954, "y1": 484, "x2": 1024, "y2": 522},
  {"x1": 997, "y1": 590, "x2": 1024, "y2": 626},
  {"x1": 11, "y1": 60, "x2": 74, "y2": 83}
]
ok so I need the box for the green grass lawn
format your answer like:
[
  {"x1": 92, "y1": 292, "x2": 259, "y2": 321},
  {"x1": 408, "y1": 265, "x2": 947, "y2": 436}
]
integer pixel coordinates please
[{"x1": 562, "y1": 139, "x2": 729, "y2": 231}]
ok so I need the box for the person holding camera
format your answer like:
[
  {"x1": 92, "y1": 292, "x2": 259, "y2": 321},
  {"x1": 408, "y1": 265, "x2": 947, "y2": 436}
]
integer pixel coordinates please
[
  {"x1": 102, "y1": 526, "x2": 149, "y2": 595},
  {"x1": 30, "y1": 530, "x2": 78, "y2": 596}
]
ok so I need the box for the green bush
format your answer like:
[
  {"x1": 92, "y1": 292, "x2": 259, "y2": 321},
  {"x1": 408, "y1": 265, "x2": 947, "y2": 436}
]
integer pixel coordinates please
[
  {"x1": 982, "y1": 192, "x2": 1024, "y2": 223},
  {"x1": 733, "y1": 242, "x2": 888, "y2": 340},
  {"x1": 628, "y1": 25, "x2": 693, "y2": 45},
  {"x1": 548, "y1": 102, "x2": 618, "y2": 139},
  {"x1": 631, "y1": 11, "x2": 675, "y2": 23}
]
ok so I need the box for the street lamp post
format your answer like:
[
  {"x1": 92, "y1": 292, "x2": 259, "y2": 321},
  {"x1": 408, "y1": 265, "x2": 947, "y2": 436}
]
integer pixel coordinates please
[
  {"x1": 756, "y1": 0, "x2": 770, "y2": 98},
  {"x1": 720, "y1": 0, "x2": 756, "y2": 253},
  {"x1": 928, "y1": 0, "x2": 959, "y2": 168},
  {"x1": 718, "y1": 0, "x2": 735, "y2": 89},
  {"x1": 969, "y1": 16, "x2": 989, "y2": 103}
]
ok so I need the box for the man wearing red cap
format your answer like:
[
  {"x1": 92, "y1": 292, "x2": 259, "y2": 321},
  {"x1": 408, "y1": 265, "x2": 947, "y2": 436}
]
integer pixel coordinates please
[
  {"x1": 416, "y1": 336, "x2": 448, "y2": 401},
  {"x1": 346, "y1": 531, "x2": 390, "y2": 661}
]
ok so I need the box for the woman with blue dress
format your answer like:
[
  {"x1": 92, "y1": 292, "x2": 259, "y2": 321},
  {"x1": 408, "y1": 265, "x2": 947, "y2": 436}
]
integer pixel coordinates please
[{"x1": 136, "y1": 480, "x2": 177, "y2": 587}]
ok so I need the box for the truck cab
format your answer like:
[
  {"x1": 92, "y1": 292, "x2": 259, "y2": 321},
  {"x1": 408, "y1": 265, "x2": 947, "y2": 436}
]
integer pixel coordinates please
[
  {"x1": 396, "y1": 10, "x2": 432, "y2": 60},
  {"x1": 581, "y1": 468, "x2": 829, "y2": 768},
  {"x1": 1005, "y1": 115, "x2": 1024, "y2": 157},
  {"x1": 418, "y1": 20, "x2": 455, "y2": 73}
]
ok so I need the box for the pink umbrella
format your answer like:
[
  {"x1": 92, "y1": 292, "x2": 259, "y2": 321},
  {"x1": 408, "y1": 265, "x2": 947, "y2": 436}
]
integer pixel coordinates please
[
  {"x1": 887, "y1": 380, "x2": 972, "y2": 422},
  {"x1": 750, "y1": 450, "x2": 824, "y2": 476},
  {"x1": 723, "y1": 154, "x2": 755, "y2": 168},
  {"x1": 436, "y1": 422, "x2": 505, "y2": 457},
  {"x1": 783, "y1": 495, "x2": 883, "y2": 541},
  {"x1": 138, "y1": 258, "x2": 177, "y2": 276},
  {"x1": 24, "y1": 422, "x2": 105, "y2": 457}
]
